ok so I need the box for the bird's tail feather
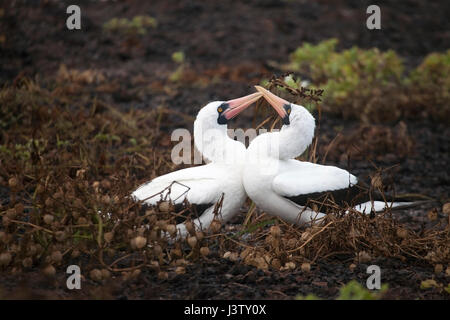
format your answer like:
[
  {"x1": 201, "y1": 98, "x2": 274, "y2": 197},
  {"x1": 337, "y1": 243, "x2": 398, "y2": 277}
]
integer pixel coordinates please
[{"x1": 354, "y1": 200, "x2": 434, "y2": 214}]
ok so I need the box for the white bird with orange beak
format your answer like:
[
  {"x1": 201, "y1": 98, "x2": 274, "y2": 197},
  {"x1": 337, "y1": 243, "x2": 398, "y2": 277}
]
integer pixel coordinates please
[
  {"x1": 132, "y1": 92, "x2": 262, "y2": 238},
  {"x1": 243, "y1": 86, "x2": 415, "y2": 225}
]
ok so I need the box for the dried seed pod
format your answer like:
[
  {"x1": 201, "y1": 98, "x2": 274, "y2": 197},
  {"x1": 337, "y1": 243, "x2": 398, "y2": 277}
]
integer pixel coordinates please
[
  {"x1": 35, "y1": 184, "x2": 45, "y2": 194},
  {"x1": 158, "y1": 201, "x2": 171, "y2": 212},
  {"x1": 90, "y1": 269, "x2": 103, "y2": 282},
  {"x1": 185, "y1": 221, "x2": 195, "y2": 235},
  {"x1": 300, "y1": 262, "x2": 310, "y2": 272},
  {"x1": 134, "y1": 236, "x2": 147, "y2": 249},
  {"x1": 137, "y1": 227, "x2": 146, "y2": 235},
  {"x1": 27, "y1": 245, "x2": 37, "y2": 257},
  {"x1": 149, "y1": 230, "x2": 158, "y2": 241},
  {"x1": 54, "y1": 191, "x2": 63, "y2": 199},
  {"x1": 443, "y1": 203, "x2": 450, "y2": 215},
  {"x1": 271, "y1": 258, "x2": 281, "y2": 270},
  {"x1": 223, "y1": 251, "x2": 238, "y2": 262},
  {"x1": 199, "y1": 247, "x2": 210, "y2": 257},
  {"x1": 434, "y1": 264, "x2": 443, "y2": 274},
  {"x1": 149, "y1": 261, "x2": 160, "y2": 272},
  {"x1": 43, "y1": 214, "x2": 54, "y2": 225},
  {"x1": 101, "y1": 195, "x2": 111, "y2": 204},
  {"x1": 76, "y1": 169, "x2": 86, "y2": 179},
  {"x1": 209, "y1": 219, "x2": 221, "y2": 233},
  {"x1": 0, "y1": 252, "x2": 12, "y2": 266},
  {"x1": 42, "y1": 265, "x2": 56, "y2": 277},
  {"x1": 77, "y1": 217, "x2": 88, "y2": 225},
  {"x1": 153, "y1": 245, "x2": 162, "y2": 256},
  {"x1": 270, "y1": 226, "x2": 281, "y2": 238},
  {"x1": 6, "y1": 208, "x2": 16, "y2": 219},
  {"x1": 175, "y1": 266, "x2": 186, "y2": 275},
  {"x1": 165, "y1": 224, "x2": 177, "y2": 236},
  {"x1": 55, "y1": 231, "x2": 66, "y2": 242},
  {"x1": 131, "y1": 269, "x2": 141, "y2": 279},
  {"x1": 285, "y1": 262, "x2": 296, "y2": 270},
  {"x1": 396, "y1": 227, "x2": 408, "y2": 239},
  {"x1": 51, "y1": 250, "x2": 63, "y2": 263},
  {"x1": 187, "y1": 236, "x2": 197, "y2": 248},
  {"x1": 100, "y1": 269, "x2": 111, "y2": 279},
  {"x1": 2, "y1": 216, "x2": 10, "y2": 227},
  {"x1": 104, "y1": 232, "x2": 114, "y2": 243},
  {"x1": 45, "y1": 198, "x2": 54, "y2": 207},
  {"x1": 195, "y1": 231, "x2": 205, "y2": 241},
  {"x1": 156, "y1": 220, "x2": 168, "y2": 230},
  {"x1": 14, "y1": 203, "x2": 24, "y2": 215},
  {"x1": 175, "y1": 259, "x2": 187, "y2": 266},
  {"x1": 8, "y1": 177, "x2": 19, "y2": 189},
  {"x1": 92, "y1": 181, "x2": 100, "y2": 192},
  {"x1": 22, "y1": 257, "x2": 33, "y2": 268},
  {"x1": 101, "y1": 179, "x2": 111, "y2": 189},
  {"x1": 358, "y1": 251, "x2": 372, "y2": 263},
  {"x1": 171, "y1": 248, "x2": 182, "y2": 258},
  {"x1": 157, "y1": 271, "x2": 169, "y2": 280},
  {"x1": 71, "y1": 249, "x2": 80, "y2": 258},
  {"x1": 427, "y1": 208, "x2": 438, "y2": 221}
]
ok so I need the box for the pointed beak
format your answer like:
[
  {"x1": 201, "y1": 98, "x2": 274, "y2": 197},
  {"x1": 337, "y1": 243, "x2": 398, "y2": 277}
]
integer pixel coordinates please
[
  {"x1": 222, "y1": 92, "x2": 263, "y2": 120},
  {"x1": 254, "y1": 85, "x2": 290, "y2": 125}
]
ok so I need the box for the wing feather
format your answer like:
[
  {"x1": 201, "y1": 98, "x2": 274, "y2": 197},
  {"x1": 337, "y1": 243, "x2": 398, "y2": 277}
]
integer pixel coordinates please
[
  {"x1": 132, "y1": 164, "x2": 223, "y2": 206},
  {"x1": 272, "y1": 160, "x2": 358, "y2": 197}
]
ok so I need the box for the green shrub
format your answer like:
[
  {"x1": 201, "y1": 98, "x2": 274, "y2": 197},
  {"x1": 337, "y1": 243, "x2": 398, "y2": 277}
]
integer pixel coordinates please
[
  {"x1": 288, "y1": 39, "x2": 406, "y2": 122},
  {"x1": 103, "y1": 15, "x2": 157, "y2": 36},
  {"x1": 296, "y1": 280, "x2": 388, "y2": 300}
]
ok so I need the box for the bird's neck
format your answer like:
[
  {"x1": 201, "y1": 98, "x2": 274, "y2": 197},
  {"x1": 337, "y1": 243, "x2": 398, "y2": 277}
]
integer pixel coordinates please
[
  {"x1": 194, "y1": 121, "x2": 245, "y2": 164},
  {"x1": 246, "y1": 118, "x2": 315, "y2": 161},
  {"x1": 278, "y1": 121, "x2": 314, "y2": 159}
]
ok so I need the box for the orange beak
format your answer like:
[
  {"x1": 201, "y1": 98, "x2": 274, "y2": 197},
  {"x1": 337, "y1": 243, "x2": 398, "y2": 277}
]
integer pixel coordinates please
[
  {"x1": 254, "y1": 85, "x2": 290, "y2": 125},
  {"x1": 221, "y1": 92, "x2": 263, "y2": 120}
]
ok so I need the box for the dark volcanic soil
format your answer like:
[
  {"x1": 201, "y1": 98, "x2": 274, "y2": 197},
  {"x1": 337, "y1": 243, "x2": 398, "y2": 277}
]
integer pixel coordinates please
[{"x1": 0, "y1": 0, "x2": 449, "y2": 299}]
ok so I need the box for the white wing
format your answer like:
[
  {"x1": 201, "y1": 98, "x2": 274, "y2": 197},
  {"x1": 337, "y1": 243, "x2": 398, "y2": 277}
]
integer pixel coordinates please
[
  {"x1": 132, "y1": 164, "x2": 225, "y2": 206},
  {"x1": 272, "y1": 160, "x2": 358, "y2": 197}
]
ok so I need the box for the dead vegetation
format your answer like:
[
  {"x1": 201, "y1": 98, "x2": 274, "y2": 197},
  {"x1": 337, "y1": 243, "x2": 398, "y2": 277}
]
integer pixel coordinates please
[{"x1": 0, "y1": 74, "x2": 448, "y2": 290}]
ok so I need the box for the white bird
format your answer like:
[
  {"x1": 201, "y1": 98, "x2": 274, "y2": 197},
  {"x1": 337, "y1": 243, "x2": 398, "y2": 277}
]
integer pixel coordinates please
[
  {"x1": 132, "y1": 92, "x2": 262, "y2": 238},
  {"x1": 243, "y1": 86, "x2": 414, "y2": 225}
]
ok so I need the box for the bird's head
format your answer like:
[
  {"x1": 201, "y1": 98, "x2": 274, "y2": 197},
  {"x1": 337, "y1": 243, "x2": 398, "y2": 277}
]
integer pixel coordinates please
[
  {"x1": 196, "y1": 92, "x2": 263, "y2": 127},
  {"x1": 254, "y1": 85, "x2": 315, "y2": 128}
]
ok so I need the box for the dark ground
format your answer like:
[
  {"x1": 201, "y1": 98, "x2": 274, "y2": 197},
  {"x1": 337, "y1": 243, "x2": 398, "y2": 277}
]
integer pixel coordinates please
[{"x1": 0, "y1": 0, "x2": 449, "y2": 299}]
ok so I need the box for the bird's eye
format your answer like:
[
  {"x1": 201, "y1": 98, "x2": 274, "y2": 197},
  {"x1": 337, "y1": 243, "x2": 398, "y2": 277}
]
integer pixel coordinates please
[
  {"x1": 287, "y1": 108, "x2": 291, "y2": 114},
  {"x1": 217, "y1": 107, "x2": 223, "y2": 113}
]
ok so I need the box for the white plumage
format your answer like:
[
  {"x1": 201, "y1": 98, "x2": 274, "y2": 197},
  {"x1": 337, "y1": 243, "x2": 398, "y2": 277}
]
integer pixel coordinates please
[
  {"x1": 132, "y1": 93, "x2": 261, "y2": 238},
  {"x1": 243, "y1": 86, "x2": 409, "y2": 225}
]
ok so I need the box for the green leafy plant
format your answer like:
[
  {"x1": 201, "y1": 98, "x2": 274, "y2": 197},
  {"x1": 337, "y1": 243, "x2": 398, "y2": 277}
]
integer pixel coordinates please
[
  {"x1": 103, "y1": 15, "x2": 157, "y2": 36},
  {"x1": 169, "y1": 51, "x2": 187, "y2": 82},
  {"x1": 287, "y1": 39, "x2": 405, "y2": 122},
  {"x1": 297, "y1": 280, "x2": 388, "y2": 300},
  {"x1": 285, "y1": 39, "x2": 450, "y2": 123}
]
